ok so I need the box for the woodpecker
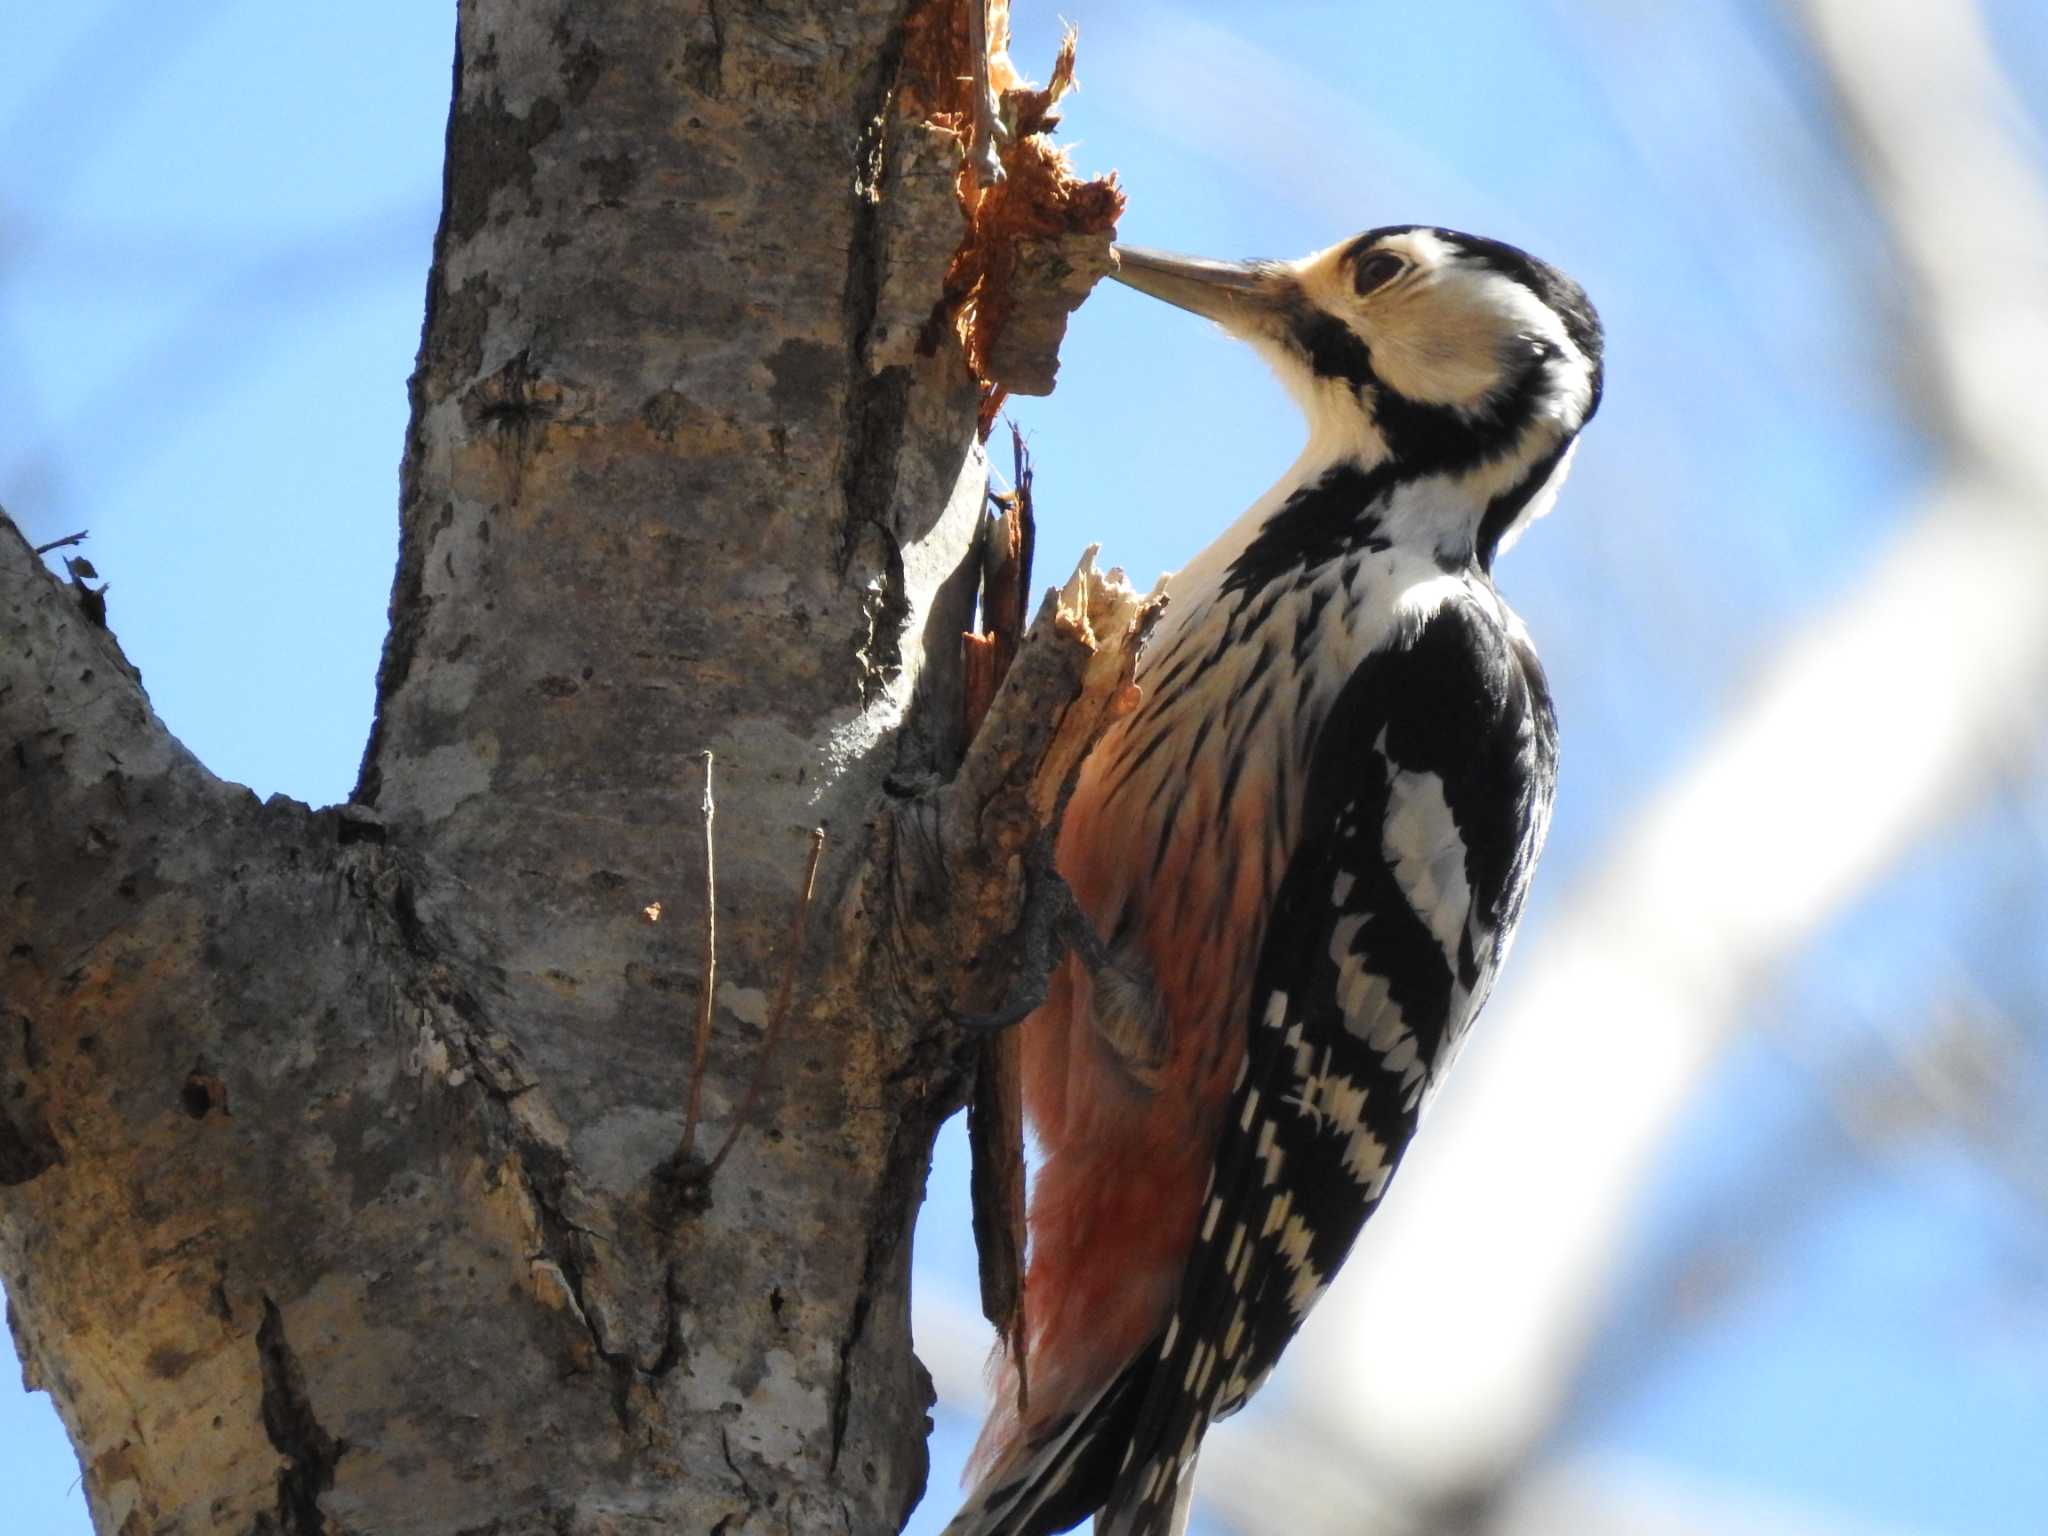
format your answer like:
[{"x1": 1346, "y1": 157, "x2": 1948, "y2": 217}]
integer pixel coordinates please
[{"x1": 946, "y1": 227, "x2": 1603, "y2": 1536}]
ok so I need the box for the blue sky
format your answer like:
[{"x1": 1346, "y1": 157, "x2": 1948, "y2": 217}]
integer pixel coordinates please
[{"x1": 5, "y1": 4, "x2": 2047, "y2": 1534}]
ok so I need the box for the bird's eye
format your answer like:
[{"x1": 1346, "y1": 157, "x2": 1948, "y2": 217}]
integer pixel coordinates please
[{"x1": 1353, "y1": 251, "x2": 1406, "y2": 295}]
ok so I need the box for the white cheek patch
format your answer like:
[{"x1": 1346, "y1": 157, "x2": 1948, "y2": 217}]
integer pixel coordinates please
[{"x1": 1360, "y1": 252, "x2": 1596, "y2": 424}]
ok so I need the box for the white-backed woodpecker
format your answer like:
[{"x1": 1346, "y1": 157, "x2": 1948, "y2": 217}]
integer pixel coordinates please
[{"x1": 948, "y1": 226, "x2": 1603, "y2": 1536}]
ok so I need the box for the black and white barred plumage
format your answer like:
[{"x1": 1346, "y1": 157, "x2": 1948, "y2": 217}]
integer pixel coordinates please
[{"x1": 948, "y1": 226, "x2": 1602, "y2": 1536}]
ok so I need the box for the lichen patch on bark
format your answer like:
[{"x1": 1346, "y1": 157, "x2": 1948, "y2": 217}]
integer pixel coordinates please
[{"x1": 443, "y1": 57, "x2": 567, "y2": 244}]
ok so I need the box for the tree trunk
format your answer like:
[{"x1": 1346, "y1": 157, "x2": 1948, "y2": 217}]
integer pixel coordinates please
[{"x1": 0, "y1": 3, "x2": 1125, "y2": 1532}]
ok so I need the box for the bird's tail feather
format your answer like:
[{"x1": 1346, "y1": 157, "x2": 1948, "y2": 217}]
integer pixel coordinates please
[
  {"x1": 1093, "y1": 1445, "x2": 1200, "y2": 1536},
  {"x1": 944, "y1": 1357, "x2": 1150, "y2": 1536}
]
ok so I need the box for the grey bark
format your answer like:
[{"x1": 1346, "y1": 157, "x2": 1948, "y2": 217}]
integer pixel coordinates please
[{"x1": 0, "y1": 3, "x2": 1126, "y2": 1533}]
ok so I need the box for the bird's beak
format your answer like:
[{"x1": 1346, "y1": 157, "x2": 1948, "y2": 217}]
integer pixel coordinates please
[{"x1": 1108, "y1": 245, "x2": 1286, "y2": 330}]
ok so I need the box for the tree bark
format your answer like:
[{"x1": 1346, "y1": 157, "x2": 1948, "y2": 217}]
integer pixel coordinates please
[{"x1": 0, "y1": 3, "x2": 1126, "y2": 1532}]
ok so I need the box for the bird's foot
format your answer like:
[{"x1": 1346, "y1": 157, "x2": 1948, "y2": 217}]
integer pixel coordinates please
[{"x1": 954, "y1": 832, "x2": 1110, "y2": 1033}]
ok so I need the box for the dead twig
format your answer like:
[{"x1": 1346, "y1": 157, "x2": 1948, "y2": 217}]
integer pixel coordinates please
[
  {"x1": 962, "y1": 423, "x2": 1039, "y2": 1410},
  {"x1": 680, "y1": 751, "x2": 718, "y2": 1164},
  {"x1": 33, "y1": 529, "x2": 89, "y2": 556},
  {"x1": 705, "y1": 827, "x2": 828, "y2": 1178},
  {"x1": 961, "y1": 423, "x2": 1037, "y2": 742}
]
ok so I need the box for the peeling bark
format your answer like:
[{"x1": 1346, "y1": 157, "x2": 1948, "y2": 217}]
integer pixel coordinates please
[{"x1": 0, "y1": 3, "x2": 1125, "y2": 1533}]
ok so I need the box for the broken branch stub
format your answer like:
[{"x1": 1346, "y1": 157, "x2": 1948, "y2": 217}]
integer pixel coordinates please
[
  {"x1": 879, "y1": 545, "x2": 1162, "y2": 1033},
  {"x1": 902, "y1": 545, "x2": 1163, "y2": 1043},
  {"x1": 943, "y1": 548, "x2": 1161, "y2": 1405},
  {"x1": 961, "y1": 432, "x2": 1039, "y2": 1388},
  {"x1": 1031, "y1": 548, "x2": 1159, "y2": 823}
]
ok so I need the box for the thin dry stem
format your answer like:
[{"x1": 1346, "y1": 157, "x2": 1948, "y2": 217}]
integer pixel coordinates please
[
  {"x1": 681, "y1": 750, "x2": 718, "y2": 1162},
  {"x1": 707, "y1": 826, "x2": 828, "y2": 1177}
]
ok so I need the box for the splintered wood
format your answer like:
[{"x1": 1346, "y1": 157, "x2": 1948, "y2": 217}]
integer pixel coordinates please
[
  {"x1": 955, "y1": 482, "x2": 1164, "y2": 1415},
  {"x1": 961, "y1": 425, "x2": 1038, "y2": 743},
  {"x1": 902, "y1": 0, "x2": 1124, "y2": 432}
]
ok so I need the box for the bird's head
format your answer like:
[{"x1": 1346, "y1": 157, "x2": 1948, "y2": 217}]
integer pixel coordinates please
[{"x1": 1110, "y1": 226, "x2": 1603, "y2": 563}]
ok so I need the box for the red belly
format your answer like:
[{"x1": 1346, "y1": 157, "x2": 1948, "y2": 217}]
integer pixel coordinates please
[{"x1": 972, "y1": 721, "x2": 1280, "y2": 1474}]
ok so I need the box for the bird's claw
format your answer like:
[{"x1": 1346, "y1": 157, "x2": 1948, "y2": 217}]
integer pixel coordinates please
[
  {"x1": 955, "y1": 992, "x2": 1040, "y2": 1036},
  {"x1": 953, "y1": 834, "x2": 1111, "y2": 1035}
]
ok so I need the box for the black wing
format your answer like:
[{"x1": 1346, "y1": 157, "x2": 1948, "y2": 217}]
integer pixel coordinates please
[{"x1": 1098, "y1": 592, "x2": 1559, "y2": 1534}]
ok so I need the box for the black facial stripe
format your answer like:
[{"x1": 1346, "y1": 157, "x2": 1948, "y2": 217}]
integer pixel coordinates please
[
  {"x1": 1282, "y1": 302, "x2": 1555, "y2": 480},
  {"x1": 1287, "y1": 306, "x2": 1376, "y2": 391},
  {"x1": 1372, "y1": 350, "x2": 1549, "y2": 477},
  {"x1": 1474, "y1": 437, "x2": 1573, "y2": 573}
]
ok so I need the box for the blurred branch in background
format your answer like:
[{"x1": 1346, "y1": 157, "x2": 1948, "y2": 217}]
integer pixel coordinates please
[
  {"x1": 1827, "y1": 993, "x2": 2048, "y2": 1243},
  {"x1": 920, "y1": 1, "x2": 2048, "y2": 1532},
  {"x1": 1807, "y1": 0, "x2": 2048, "y2": 477}
]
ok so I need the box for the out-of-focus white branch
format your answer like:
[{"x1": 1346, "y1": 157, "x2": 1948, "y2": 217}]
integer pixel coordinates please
[
  {"x1": 1490, "y1": 1456, "x2": 1927, "y2": 1536},
  {"x1": 1804, "y1": 0, "x2": 2048, "y2": 483},
  {"x1": 1280, "y1": 0, "x2": 2048, "y2": 1504}
]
